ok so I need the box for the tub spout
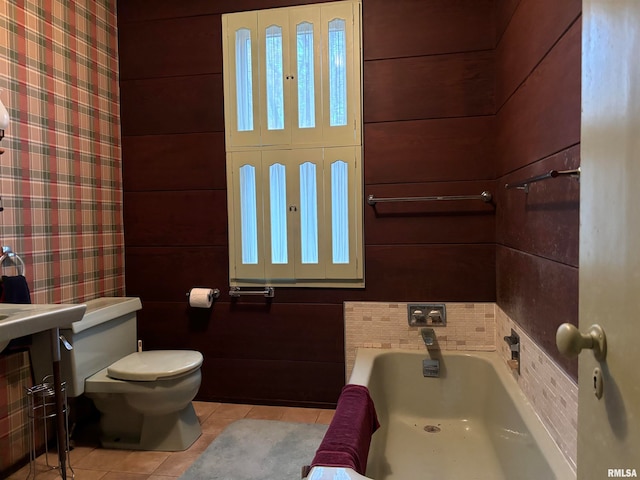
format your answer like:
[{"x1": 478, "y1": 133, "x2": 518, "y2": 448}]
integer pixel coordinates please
[{"x1": 421, "y1": 327, "x2": 436, "y2": 347}]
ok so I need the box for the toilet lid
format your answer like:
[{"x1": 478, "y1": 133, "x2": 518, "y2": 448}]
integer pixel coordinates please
[{"x1": 107, "y1": 350, "x2": 203, "y2": 381}]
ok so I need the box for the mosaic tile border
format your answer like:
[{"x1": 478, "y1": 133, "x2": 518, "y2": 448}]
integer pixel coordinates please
[{"x1": 496, "y1": 305, "x2": 578, "y2": 472}]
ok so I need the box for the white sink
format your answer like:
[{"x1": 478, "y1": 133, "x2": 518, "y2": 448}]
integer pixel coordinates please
[{"x1": 0, "y1": 303, "x2": 87, "y2": 352}]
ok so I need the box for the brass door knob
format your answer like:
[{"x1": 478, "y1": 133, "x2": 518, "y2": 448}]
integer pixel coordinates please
[{"x1": 556, "y1": 323, "x2": 607, "y2": 361}]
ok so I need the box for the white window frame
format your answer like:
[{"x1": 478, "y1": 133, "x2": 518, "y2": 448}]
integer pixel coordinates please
[{"x1": 223, "y1": 1, "x2": 363, "y2": 288}]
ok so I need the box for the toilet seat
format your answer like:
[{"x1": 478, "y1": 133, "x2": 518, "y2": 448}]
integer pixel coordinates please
[{"x1": 107, "y1": 350, "x2": 203, "y2": 381}]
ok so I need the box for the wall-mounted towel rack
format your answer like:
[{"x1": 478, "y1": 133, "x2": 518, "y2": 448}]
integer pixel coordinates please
[
  {"x1": 367, "y1": 191, "x2": 492, "y2": 206},
  {"x1": 0, "y1": 246, "x2": 25, "y2": 276},
  {"x1": 505, "y1": 168, "x2": 580, "y2": 192},
  {"x1": 229, "y1": 287, "x2": 275, "y2": 298}
]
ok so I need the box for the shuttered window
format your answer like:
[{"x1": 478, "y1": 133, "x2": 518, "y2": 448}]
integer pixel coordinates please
[{"x1": 223, "y1": 1, "x2": 363, "y2": 287}]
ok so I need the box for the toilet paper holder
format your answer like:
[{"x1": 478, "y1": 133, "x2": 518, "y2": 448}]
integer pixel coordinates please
[{"x1": 186, "y1": 288, "x2": 220, "y2": 302}]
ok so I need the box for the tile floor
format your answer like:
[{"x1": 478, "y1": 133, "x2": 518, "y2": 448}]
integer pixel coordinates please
[{"x1": 9, "y1": 402, "x2": 336, "y2": 480}]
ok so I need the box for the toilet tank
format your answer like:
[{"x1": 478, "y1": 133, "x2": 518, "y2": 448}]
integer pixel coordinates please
[
  {"x1": 61, "y1": 297, "x2": 143, "y2": 396},
  {"x1": 31, "y1": 297, "x2": 143, "y2": 397}
]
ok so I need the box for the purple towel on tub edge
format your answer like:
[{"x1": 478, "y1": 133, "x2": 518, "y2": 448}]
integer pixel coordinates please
[{"x1": 310, "y1": 384, "x2": 380, "y2": 475}]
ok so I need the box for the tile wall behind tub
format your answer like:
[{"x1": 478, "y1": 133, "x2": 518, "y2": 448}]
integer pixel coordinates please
[
  {"x1": 345, "y1": 301, "x2": 578, "y2": 472},
  {"x1": 0, "y1": 0, "x2": 124, "y2": 303},
  {"x1": 496, "y1": 305, "x2": 578, "y2": 471},
  {"x1": 344, "y1": 301, "x2": 496, "y2": 378}
]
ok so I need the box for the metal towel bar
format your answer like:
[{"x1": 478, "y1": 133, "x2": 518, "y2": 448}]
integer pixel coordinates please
[
  {"x1": 367, "y1": 191, "x2": 492, "y2": 206},
  {"x1": 229, "y1": 287, "x2": 275, "y2": 298},
  {"x1": 505, "y1": 168, "x2": 580, "y2": 192},
  {"x1": 0, "y1": 245, "x2": 25, "y2": 276}
]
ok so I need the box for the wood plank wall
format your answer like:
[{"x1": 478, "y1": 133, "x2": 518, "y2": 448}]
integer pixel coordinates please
[
  {"x1": 495, "y1": 0, "x2": 582, "y2": 378},
  {"x1": 117, "y1": 0, "x2": 583, "y2": 406}
]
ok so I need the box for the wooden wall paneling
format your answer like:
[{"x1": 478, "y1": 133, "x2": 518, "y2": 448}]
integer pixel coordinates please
[
  {"x1": 137, "y1": 301, "x2": 345, "y2": 406},
  {"x1": 363, "y1": 245, "x2": 496, "y2": 302},
  {"x1": 118, "y1": 15, "x2": 222, "y2": 80},
  {"x1": 136, "y1": 302, "x2": 344, "y2": 363},
  {"x1": 120, "y1": 74, "x2": 224, "y2": 136},
  {"x1": 364, "y1": 51, "x2": 495, "y2": 123},
  {"x1": 365, "y1": 207, "x2": 495, "y2": 246},
  {"x1": 494, "y1": 0, "x2": 521, "y2": 45},
  {"x1": 495, "y1": 21, "x2": 581, "y2": 176},
  {"x1": 363, "y1": 0, "x2": 495, "y2": 60},
  {"x1": 122, "y1": 133, "x2": 226, "y2": 192},
  {"x1": 134, "y1": 303, "x2": 209, "y2": 351},
  {"x1": 199, "y1": 358, "x2": 344, "y2": 406},
  {"x1": 496, "y1": 245, "x2": 578, "y2": 379},
  {"x1": 117, "y1": 0, "x2": 502, "y2": 406},
  {"x1": 365, "y1": 180, "x2": 496, "y2": 245},
  {"x1": 117, "y1": 0, "x2": 221, "y2": 23},
  {"x1": 124, "y1": 191, "x2": 228, "y2": 246},
  {"x1": 207, "y1": 245, "x2": 499, "y2": 304},
  {"x1": 495, "y1": 0, "x2": 581, "y2": 108},
  {"x1": 214, "y1": 304, "x2": 344, "y2": 363},
  {"x1": 125, "y1": 246, "x2": 229, "y2": 301},
  {"x1": 364, "y1": 117, "x2": 495, "y2": 184},
  {"x1": 496, "y1": 145, "x2": 580, "y2": 266},
  {"x1": 116, "y1": 0, "x2": 324, "y2": 24}
]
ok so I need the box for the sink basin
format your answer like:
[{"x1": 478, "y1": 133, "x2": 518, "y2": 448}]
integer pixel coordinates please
[{"x1": 0, "y1": 303, "x2": 87, "y2": 352}]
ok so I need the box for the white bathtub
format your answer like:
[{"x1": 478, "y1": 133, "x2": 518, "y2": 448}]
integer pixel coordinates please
[{"x1": 347, "y1": 348, "x2": 575, "y2": 480}]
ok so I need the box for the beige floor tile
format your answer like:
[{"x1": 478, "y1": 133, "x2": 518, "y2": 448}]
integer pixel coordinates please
[
  {"x1": 245, "y1": 405, "x2": 286, "y2": 420},
  {"x1": 68, "y1": 467, "x2": 109, "y2": 479},
  {"x1": 316, "y1": 409, "x2": 336, "y2": 424},
  {"x1": 186, "y1": 432, "x2": 215, "y2": 454},
  {"x1": 200, "y1": 415, "x2": 236, "y2": 436},
  {"x1": 101, "y1": 472, "x2": 149, "y2": 480},
  {"x1": 74, "y1": 448, "x2": 134, "y2": 471},
  {"x1": 112, "y1": 451, "x2": 171, "y2": 474},
  {"x1": 23, "y1": 463, "x2": 104, "y2": 480},
  {"x1": 31, "y1": 451, "x2": 62, "y2": 469},
  {"x1": 152, "y1": 451, "x2": 201, "y2": 477},
  {"x1": 7, "y1": 463, "x2": 61, "y2": 480},
  {"x1": 69, "y1": 445, "x2": 98, "y2": 464},
  {"x1": 7, "y1": 402, "x2": 333, "y2": 480},
  {"x1": 280, "y1": 407, "x2": 321, "y2": 424},
  {"x1": 209, "y1": 402, "x2": 252, "y2": 419},
  {"x1": 74, "y1": 449, "x2": 169, "y2": 475},
  {"x1": 192, "y1": 401, "x2": 220, "y2": 424}
]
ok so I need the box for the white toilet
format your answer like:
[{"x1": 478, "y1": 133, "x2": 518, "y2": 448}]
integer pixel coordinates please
[{"x1": 31, "y1": 297, "x2": 203, "y2": 451}]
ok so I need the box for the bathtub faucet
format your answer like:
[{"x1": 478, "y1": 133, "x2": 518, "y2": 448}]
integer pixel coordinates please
[
  {"x1": 420, "y1": 328, "x2": 440, "y2": 377},
  {"x1": 421, "y1": 327, "x2": 436, "y2": 347}
]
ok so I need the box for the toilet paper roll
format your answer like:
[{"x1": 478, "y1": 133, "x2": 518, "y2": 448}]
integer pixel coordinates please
[{"x1": 188, "y1": 288, "x2": 214, "y2": 308}]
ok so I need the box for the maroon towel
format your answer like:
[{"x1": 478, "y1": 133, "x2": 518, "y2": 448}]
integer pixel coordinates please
[{"x1": 311, "y1": 384, "x2": 380, "y2": 475}]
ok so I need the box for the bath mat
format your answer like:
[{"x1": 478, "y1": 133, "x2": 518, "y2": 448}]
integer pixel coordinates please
[{"x1": 179, "y1": 419, "x2": 328, "y2": 480}]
